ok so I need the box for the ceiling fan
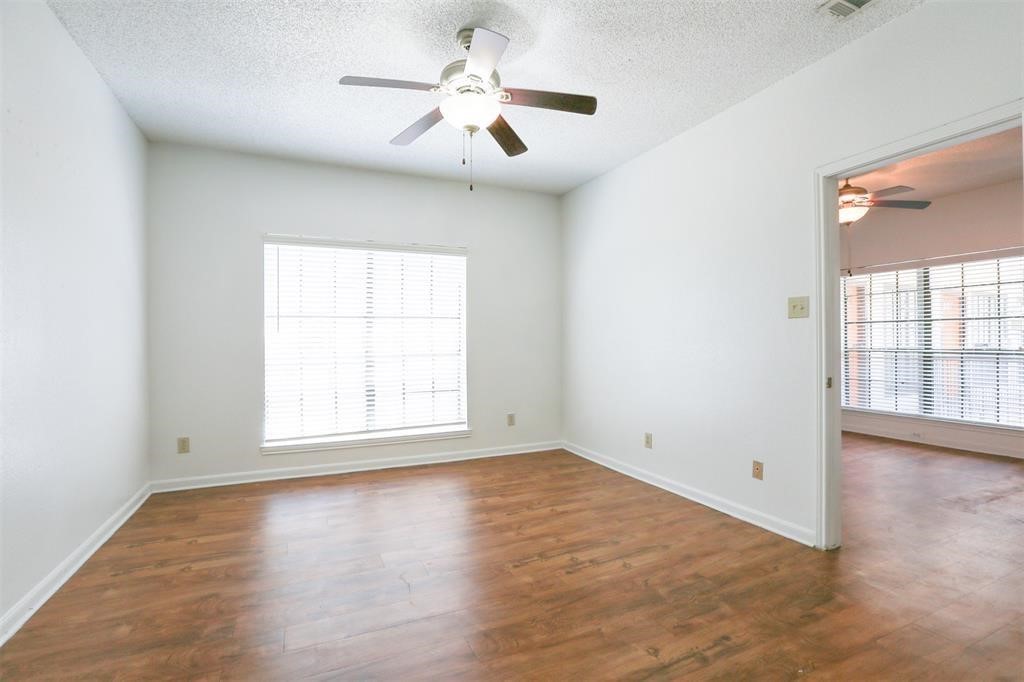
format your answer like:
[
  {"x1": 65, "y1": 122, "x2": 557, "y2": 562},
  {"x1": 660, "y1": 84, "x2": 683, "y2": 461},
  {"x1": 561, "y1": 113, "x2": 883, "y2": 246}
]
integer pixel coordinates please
[
  {"x1": 838, "y1": 180, "x2": 932, "y2": 225},
  {"x1": 339, "y1": 27, "x2": 597, "y2": 169}
]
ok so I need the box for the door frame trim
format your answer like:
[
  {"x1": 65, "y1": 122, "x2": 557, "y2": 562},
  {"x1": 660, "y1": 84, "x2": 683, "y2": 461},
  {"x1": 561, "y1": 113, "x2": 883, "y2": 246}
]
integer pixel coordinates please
[{"x1": 812, "y1": 99, "x2": 1023, "y2": 549}]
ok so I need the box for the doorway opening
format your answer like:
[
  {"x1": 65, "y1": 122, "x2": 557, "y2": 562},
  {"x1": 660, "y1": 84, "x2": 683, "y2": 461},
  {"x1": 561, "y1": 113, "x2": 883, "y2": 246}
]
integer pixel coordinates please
[{"x1": 814, "y1": 104, "x2": 1023, "y2": 550}]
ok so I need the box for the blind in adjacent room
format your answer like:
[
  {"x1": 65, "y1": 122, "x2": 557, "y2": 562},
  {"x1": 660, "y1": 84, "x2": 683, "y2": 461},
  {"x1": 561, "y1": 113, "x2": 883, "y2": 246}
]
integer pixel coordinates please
[
  {"x1": 264, "y1": 239, "x2": 467, "y2": 443},
  {"x1": 841, "y1": 255, "x2": 1023, "y2": 428}
]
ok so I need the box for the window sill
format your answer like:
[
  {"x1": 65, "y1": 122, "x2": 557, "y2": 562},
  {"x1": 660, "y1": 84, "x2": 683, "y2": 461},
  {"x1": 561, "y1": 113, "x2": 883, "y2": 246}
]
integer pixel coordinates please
[
  {"x1": 841, "y1": 408, "x2": 1023, "y2": 432},
  {"x1": 261, "y1": 425, "x2": 472, "y2": 456}
]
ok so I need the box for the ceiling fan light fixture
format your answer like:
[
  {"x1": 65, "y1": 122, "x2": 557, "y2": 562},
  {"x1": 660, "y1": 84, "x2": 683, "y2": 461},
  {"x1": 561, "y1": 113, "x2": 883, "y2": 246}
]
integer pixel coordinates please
[
  {"x1": 439, "y1": 93, "x2": 500, "y2": 133},
  {"x1": 839, "y1": 203, "x2": 870, "y2": 225}
]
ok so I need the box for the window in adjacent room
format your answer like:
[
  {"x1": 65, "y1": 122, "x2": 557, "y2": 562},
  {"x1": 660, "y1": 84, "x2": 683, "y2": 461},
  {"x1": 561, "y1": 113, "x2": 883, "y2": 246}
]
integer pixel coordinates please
[
  {"x1": 841, "y1": 254, "x2": 1023, "y2": 427},
  {"x1": 263, "y1": 238, "x2": 468, "y2": 450}
]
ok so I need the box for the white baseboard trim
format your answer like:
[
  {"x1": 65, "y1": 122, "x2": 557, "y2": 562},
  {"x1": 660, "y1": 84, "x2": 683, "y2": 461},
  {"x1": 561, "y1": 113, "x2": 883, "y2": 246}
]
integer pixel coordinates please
[
  {"x1": 561, "y1": 441, "x2": 817, "y2": 548},
  {"x1": 842, "y1": 409, "x2": 1023, "y2": 459},
  {"x1": 0, "y1": 482, "x2": 152, "y2": 648},
  {"x1": 149, "y1": 440, "x2": 564, "y2": 493}
]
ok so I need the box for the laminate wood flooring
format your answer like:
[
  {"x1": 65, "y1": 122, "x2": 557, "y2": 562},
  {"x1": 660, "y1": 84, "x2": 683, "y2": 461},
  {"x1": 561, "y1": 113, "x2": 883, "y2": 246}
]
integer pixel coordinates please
[{"x1": 2, "y1": 433, "x2": 1022, "y2": 679}]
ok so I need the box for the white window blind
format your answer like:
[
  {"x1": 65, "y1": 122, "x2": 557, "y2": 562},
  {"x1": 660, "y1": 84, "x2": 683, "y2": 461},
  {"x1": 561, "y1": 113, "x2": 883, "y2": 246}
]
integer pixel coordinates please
[
  {"x1": 264, "y1": 240, "x2": 467, "y2": 444},
  {"x1": 841, "y1": 255, "x2": 1023, "y2": 428}
]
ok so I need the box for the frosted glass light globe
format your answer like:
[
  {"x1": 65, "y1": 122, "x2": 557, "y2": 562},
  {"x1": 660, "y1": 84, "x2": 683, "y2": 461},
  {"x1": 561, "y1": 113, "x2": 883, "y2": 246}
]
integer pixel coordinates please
[
  {"x1": 440, "y1": 93, "x2": 501, "y2": 132},
  {"x1": 839, "y1": 204, "x2": 870, "y2": 225}
]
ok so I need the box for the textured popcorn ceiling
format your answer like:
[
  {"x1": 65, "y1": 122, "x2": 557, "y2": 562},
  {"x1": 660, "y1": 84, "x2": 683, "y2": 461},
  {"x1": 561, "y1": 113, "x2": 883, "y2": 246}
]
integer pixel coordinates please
[{"x1": 48, "y1": 0, "x2": 923, "y2": 194}]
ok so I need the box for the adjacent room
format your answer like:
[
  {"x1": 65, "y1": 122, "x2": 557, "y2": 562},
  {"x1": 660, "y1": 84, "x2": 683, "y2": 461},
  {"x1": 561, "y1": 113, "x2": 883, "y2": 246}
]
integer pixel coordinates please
[
  {"x1": 835, "y1": 126, "x2": 1024, "y2": 671},
  {"x1": 1, "y1": 0, "x2": 1021, "y2": 678}
]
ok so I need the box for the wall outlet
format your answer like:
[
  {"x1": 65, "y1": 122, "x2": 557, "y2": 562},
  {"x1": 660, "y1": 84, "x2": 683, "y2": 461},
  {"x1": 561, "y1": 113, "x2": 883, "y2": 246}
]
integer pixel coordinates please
[
  {"x1": 506, "y1": 412, "x2": 516, "y2": 427},
  {"x1": 177, "y1": 437, "x2": 190, "y2": 454},
  {"x1": 752, "y1": 460, "x2": 764, "y2": 480},
  {"x1": 644, "y1": 432, "x2": 653, "y2": 449},
  {"x1": 788, "y1": 296, "x2": 810, "y2": 319}
]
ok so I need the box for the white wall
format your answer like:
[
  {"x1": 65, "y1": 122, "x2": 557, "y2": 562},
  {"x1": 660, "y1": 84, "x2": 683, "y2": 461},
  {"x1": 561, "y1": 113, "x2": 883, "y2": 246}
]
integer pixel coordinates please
[
  {"x1": 841, "y1": 178, "x2": 1023, "y2": 273},
  {"x1": 842, "y1": 410, "x2": 1022, "y2": 459},
  {"x1": 561, "y1": 1, "x2": 1023, "y2": 544},
  {"x1": 147, "y1": 143, "x2": 562, "y2": 481},
  {"x1": 1, "y1": 0, "x2": 148, "y2": 617}
]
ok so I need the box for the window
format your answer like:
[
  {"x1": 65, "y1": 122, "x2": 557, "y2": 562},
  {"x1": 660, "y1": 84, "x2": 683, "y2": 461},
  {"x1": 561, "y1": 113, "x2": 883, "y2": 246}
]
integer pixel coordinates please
[
  {"x1": 263, "y1": 238, "x2": 468, "y2": 448},
  {"x1": 841, "y1": 255, "x2": 1023, "y2": 428}
]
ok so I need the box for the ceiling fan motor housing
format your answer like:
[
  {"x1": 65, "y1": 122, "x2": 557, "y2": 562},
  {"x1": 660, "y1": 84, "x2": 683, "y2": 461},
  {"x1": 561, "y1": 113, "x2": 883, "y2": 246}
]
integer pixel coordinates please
[
  {"x1": 838, "y1": 181, "x2": 869, "y2": 202},
  {"x1": 440, "y1": 59, "x2": 501, "y2": 94}
]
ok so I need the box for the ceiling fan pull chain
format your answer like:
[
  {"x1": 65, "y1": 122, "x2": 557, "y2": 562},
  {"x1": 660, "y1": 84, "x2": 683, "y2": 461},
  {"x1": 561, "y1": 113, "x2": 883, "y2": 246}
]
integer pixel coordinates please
[
  {"x1": 469, "y1": 131, "x2": 474, "y2": 191},
  {"x1": 462, "y1": 130, "x2": 466, "y2": 166}
]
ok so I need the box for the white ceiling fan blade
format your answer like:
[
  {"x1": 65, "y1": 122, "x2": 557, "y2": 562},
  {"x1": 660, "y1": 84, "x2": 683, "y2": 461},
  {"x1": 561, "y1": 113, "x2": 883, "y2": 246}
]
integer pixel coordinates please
[
  {"x1": 390, "y1": 108, "x2": 443, "y2": 146},
  {"x1": 464, "y1": 28, "x2": 509, "y2": 81}
]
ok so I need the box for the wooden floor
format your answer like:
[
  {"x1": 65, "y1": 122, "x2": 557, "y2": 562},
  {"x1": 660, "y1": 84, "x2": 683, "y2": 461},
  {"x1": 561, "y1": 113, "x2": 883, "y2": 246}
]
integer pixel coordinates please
[{"x1": 2, "y1": 433, "x2": 1022, "y2": 680}]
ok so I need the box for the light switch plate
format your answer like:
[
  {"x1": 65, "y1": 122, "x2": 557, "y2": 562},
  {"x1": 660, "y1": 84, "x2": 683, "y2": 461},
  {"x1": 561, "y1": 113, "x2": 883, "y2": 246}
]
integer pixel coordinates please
[
  {"x1": 177, "y1": 436, "x2": 190, "y2": 454},
  {"x1": 788, "y1": 296, "x2": 810, "y2": 319}
]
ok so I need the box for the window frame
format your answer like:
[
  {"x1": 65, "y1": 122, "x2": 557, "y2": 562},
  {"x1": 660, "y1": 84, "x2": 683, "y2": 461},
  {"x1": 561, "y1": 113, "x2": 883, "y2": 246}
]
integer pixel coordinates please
[
  {"x1": 840, "y1": 255, "x2": 1023, "y2": 431},
  {"x1": 260, "y1": 234, "x2": 471, "y2": 454}
]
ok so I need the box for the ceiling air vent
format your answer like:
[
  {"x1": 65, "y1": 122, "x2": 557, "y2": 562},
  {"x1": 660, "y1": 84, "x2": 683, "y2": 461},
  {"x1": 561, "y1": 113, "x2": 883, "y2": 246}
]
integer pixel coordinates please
[{"x1": 819, "y1": 0, "x2": 871, "y2": 18}]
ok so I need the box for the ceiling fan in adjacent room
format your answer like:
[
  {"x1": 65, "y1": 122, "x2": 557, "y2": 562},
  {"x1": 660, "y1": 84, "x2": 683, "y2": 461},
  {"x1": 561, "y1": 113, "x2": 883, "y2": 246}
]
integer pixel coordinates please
[
  {"x1": 339, "y1": 27, "x2": 597, "y2": 188},
  {"x1": 838, "y1": 180, "x2": 932, "y2": 225}
]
